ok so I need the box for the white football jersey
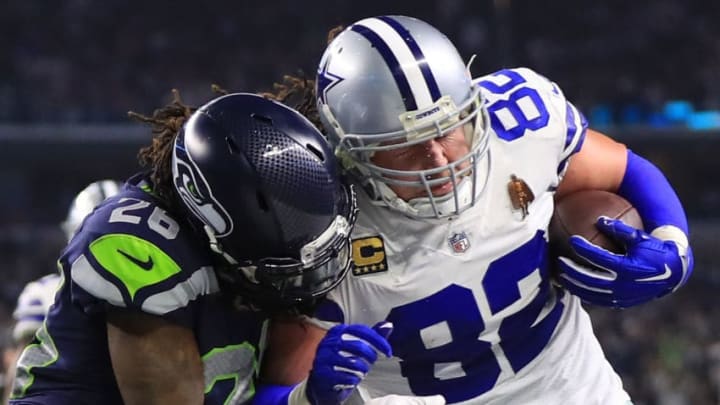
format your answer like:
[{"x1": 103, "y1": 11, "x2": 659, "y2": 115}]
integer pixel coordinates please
[
  {"x1": 312, "y1": 68, "x2": 630, "y2": 404},
  {"x1": 12, "y1": 273, "x2": 61, "y2": 343}
]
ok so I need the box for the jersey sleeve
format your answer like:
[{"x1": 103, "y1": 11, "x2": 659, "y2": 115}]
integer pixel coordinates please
[
  {"x1": 511, "y1": 67, "x2": 588, "y2": 178},
  {"x1": 61, "y1": 191, "x2": 219, "y2": 329},
  {"x1": 477, "y1": 67, "x2": 588, "y2": 183}
]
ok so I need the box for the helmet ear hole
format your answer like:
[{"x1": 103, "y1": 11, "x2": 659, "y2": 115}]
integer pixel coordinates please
[
  {"x1": 256, "y1": 191, "x2": 269, "y2": 212},
  {"x1": 225, "y1": 136, "x2": 240, "y2": 155},
  {"x1": 251, "y1": 113, "x2": 273, "y2": 125},
  {"x1": 306, "y1": 144, "x2": 325, "y2": 162}
]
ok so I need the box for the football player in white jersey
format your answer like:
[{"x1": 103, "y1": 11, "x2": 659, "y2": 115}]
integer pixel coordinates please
[{"x1": 253, "y1": 15, "x2": 693, "y2": 405}]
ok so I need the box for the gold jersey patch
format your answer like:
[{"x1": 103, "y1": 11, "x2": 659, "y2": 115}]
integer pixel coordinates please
[
  {"x1": 351, "y1": 236, "x2": 388, "y2": 276},
  {"x1": 508, "y1": 174, "x2": 534, "y2": 219}
]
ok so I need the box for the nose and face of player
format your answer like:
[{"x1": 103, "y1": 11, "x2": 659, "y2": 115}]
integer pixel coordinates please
[{"x1": 370, "y1": 126, "x2": 471, "y2": 202}]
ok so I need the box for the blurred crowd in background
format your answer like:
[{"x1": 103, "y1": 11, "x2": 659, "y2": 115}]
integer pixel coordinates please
[
  {"x1": 1, "y1": 0, "x2": 719, "y2": 127},
  {"x1": 1, "y1": 1, "x2": 720, "y2": 404}
]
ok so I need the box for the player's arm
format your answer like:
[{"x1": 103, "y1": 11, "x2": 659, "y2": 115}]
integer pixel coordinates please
[
  {"x1": 107, "y1": 309, "x2": 204, "y2": 405},
  {"x1": 555, "y1": 129, "x2": 627, "y2": 198},
  {"x1": 554, "y1": 128, "x2": 693, "y2": 308},
  {"x1": 260, "y1": 318, "x2": 326, "y2": 385}
]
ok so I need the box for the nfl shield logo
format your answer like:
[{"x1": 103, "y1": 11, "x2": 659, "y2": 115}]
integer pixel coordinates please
[{"x1": 448, "y1": 232, "x2": 470, "y2": 253}]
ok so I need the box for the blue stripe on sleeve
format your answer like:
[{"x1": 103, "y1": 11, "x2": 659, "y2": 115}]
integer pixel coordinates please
[
  {"x1": 557, "y1": 103, "x2": 587, "y2": 174},
  {"x1": 18, "y1": 314, "x2": 46, "y2": 323}
]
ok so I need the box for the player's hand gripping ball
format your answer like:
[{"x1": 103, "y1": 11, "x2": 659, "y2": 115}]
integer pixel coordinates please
[
  {"x1": 549, "y1": 189, "x2": 690, "y2": 308},
  {"x1": 549, "y1": 190, "x2": 643, "y2": 263}
]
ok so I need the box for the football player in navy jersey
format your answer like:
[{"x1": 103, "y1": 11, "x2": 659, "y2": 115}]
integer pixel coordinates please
[
  {"x1": 8, "y1": 92, "x2": 362, "y2": 405},
  {"x1": 2, "y1": 179, "x2": 120, "y2": 405},
  {"x1": 254, "y1": 16, "x2": 694, "y2": 405}
]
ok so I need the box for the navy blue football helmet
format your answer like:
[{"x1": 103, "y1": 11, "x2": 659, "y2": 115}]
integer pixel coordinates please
[{"x1": 171, "y1": 93, "x2": 357, "y2": 310}]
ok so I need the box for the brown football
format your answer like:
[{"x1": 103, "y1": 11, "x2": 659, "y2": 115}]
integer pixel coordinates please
[{"x1": 549, "y1": 190, "x2": 643, "y2": 263}]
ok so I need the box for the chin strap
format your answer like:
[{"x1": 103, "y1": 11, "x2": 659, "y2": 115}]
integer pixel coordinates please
[
  {"x1": 203, "y1": 224, "x2": 238, "y2": 264},
  {"x1": 373, "y1": 150, "x2": 491, "y2": 219},
  {"x1": 379, "y1": 179, "x2": 471, "y2": 218}
]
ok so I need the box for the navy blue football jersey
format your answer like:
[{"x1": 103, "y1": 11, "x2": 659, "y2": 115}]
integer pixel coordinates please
[{"x1": 10, "y1": 174, "x2": 266, "y2": 405}]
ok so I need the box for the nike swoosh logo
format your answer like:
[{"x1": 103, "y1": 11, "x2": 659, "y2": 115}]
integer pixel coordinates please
[
  {"x1": 117, "y1": 249, "x2": 154, "y2": 271},
  {"x1": 637, "y1": 264, "x2": 672, "y2": 282}
]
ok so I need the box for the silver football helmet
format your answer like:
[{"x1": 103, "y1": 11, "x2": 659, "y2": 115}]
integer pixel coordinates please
[
  {"x1": 61, "y1": 179, "x2": 122, "y2": 241},
  {"x1": 316, "y1": 15, "x2": 491, "y2": 219}
]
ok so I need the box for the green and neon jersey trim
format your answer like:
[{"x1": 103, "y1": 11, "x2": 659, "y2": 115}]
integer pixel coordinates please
[
  {"x1": 11, "y1": 314, "x2": 61, "y2": 399},
  {"x1": 88, "y1": 233, "x2": 181, "y2": 300},
  {"x1": 203, "y1": 342, "x2": 258, "y2": 405},
  {"x1": 71, "y1": 233, "x2": 220, "y2": 315}
]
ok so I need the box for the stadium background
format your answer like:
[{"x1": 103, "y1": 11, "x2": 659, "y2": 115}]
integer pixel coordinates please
[{"x1": 1, "y1": 1, "x2": 719, "y2": 403}]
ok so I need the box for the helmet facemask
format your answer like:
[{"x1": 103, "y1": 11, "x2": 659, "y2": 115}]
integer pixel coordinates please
[
  {"x1": 316, "y1": 15, "x2": 493, "y2": 219},
  {"x1": 323, "y1": 85, "x2": 491, "y2": 219},
  {"x1": 213, "y1": 185, "x2": 357, "y2": 313}
]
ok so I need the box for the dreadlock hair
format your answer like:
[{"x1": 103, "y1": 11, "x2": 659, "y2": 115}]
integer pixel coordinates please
[
  {"x1": 258, "y1": 75, "x2": 321, "y2": 129},
  {"x1": 128, "y1": 89, "x2": 195, "y2": 210},
  {"x1": 259, "y1": 25, "x2": 345, "y2": 132},
  {"x1": 129, "y1": 85, "x2": 229, "y2": 211},
  {"x1": 130, "y1": 20, "x2": 345, "y2": 206}
]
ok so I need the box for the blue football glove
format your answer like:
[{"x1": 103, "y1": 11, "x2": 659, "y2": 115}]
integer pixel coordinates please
[
  {"x1": 303, "y1": 322, "x2": 393, "y2": 405},
  {"x1": 557, "y1": 216, "x2": 692, "y2": 308}
]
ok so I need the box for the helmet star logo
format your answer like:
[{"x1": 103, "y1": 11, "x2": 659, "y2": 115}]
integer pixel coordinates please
[{"x1": 317, "y1": 58, "x2": 344, "y2": 105}]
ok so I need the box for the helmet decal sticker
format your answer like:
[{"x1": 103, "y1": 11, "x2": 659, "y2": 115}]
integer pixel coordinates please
[
  {"x1": 316, "y1": 56, "x2": 344, "y2": 105},
  {"x1": 172, "y1": 138, "x2": 233, "y2": 236}
]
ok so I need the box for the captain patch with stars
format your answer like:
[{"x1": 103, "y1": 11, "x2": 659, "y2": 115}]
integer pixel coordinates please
[{"x1": 351, "y1": 236, "x2": 388, "y2": 276}]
